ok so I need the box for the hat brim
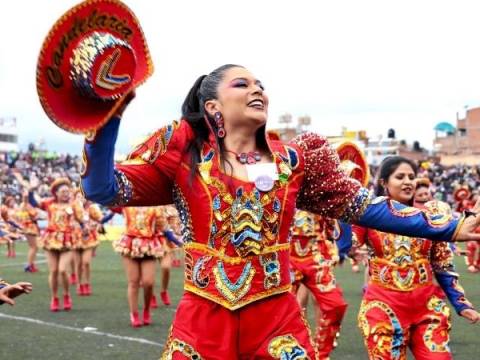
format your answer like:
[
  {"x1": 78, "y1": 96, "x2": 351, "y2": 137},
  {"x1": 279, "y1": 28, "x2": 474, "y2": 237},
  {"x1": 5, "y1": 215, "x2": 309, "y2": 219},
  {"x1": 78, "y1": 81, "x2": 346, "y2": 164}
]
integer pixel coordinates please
[
  {"x1": 36, "y1": 0, "x2": 154, "y2": 134},
  {"x1": 50, "y1": 178, "x2": 72, "y2": 195},
  {"x1": 336, "y1": 141, "x2": 370, "y2": 187}
]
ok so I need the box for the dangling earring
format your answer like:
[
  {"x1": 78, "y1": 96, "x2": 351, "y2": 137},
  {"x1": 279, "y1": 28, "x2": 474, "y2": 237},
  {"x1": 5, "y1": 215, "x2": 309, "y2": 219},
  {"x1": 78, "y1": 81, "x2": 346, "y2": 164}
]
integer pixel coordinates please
[{"x1": 214, "y1": 111, "x2": 226, "y2": 138}]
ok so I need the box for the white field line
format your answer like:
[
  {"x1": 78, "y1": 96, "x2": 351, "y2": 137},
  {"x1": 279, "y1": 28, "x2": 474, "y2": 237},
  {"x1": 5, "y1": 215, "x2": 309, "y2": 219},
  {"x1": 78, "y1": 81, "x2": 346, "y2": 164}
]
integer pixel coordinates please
[
  {"x1": 0, "y1": 313, "x2": 164, "y2": 347},
  {"x1": 0, "y1": 252, "x2": 47, "y2": 267},
  {"x1": 0, "y1": 259, "x2": 47, "y2": 268}
]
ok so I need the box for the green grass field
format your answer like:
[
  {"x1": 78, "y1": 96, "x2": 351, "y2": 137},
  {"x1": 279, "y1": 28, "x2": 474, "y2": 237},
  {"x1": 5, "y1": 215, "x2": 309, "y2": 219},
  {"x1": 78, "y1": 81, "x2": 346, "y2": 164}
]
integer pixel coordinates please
[{"x1": 1, "y1": 241, "x2": 479, "y2": 359}]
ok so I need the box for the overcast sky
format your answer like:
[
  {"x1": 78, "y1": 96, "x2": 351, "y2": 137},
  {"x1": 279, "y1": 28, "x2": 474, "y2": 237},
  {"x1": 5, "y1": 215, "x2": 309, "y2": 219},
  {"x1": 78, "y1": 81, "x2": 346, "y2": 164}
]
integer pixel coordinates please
[{"x1": 2, "y1": 0, "x2": 480, "y2": 155}]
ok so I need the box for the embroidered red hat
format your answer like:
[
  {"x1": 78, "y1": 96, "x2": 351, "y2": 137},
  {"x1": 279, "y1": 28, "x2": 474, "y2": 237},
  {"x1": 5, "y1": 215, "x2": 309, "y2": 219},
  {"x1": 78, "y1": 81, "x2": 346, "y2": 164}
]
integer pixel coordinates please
[
  {"x1": 335, "y1": 141, "x2": 370, "y2": 187},
  {"x1": 36, "y1": 0, "x2": 153, "y2": 134},
  {"x1": 50, "y1": 178, "x2": 72, "y2": 195}
]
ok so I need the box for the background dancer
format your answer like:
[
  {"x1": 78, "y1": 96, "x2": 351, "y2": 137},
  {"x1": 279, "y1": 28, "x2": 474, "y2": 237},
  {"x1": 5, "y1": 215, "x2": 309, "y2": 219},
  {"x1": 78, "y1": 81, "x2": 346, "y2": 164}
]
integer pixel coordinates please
[
  {"x1": 353, "y1": 156, "x2": 479, "y2": 360},
  {"x1": 113, "y1": 206, "x2": 163, "y2": 327},
  {"x1": 29, "y1": 178, "x2": 85, "y2": 311}
]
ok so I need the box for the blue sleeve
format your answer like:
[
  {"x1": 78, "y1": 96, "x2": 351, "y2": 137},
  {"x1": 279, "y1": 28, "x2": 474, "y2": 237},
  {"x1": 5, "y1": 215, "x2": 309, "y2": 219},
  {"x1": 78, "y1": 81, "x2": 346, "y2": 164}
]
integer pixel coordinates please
[
  {"x1": 164, "y1": 229, "x2": 183, "y2": 246},
  {"x1": 331, "y1": 220, "x2": 352, "y2": 261},
  {"x1": 100, "y1": 211, "x2": 115, "y2": 224},
  {"x1": 355, "y1": 197, "x2": 462, "y2": 242},
  {"x1": 6, "y1": 220, "x2": 21, "y2": 230},
  {"x1": 431, "y1": 242, "x2": 475, "y2": 314},
  {"x1": 81, "y1": 117, "x2": 122, "y2": 206},
  {"x1": 435, "y1": 272, "x2": 474, "y2": 314},
  {"x1": 28, "y1": 191, "x2": 39, "y2": 208}
]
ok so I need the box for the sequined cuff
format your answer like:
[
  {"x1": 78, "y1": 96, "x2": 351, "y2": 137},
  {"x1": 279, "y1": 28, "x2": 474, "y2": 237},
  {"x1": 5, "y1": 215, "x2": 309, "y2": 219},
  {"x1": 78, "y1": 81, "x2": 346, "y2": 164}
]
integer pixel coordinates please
[
  {"x1": 339, "y1": 187, "x2": 371, "y2": 223},
  {"x1": 109, "y1": 168, "x2": 133, "y2": 206}
]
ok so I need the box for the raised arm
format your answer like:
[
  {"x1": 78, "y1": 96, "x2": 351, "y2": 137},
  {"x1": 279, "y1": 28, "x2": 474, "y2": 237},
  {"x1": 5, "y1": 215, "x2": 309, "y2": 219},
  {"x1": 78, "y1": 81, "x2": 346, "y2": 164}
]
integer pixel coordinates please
[
  {"x1": 290, "y1": 132, "x2": 480, "y2": 242},
  {"x1": 81, "y1": 111, "x2": 192, "y2": 207}
]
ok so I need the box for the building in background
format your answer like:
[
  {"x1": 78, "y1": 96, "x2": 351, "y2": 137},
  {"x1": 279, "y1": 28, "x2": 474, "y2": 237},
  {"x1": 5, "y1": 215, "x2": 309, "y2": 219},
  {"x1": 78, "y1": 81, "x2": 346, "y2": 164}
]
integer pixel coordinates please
[
  {"x1": 433, "y1": 107, "x2": 480, "y2": 165},
  {"x1": 433, "y1": 107, "x2": 480, "y2": 155},
  {"x1": 270, "y1": 115, "x2": 428, "y2": 166}
]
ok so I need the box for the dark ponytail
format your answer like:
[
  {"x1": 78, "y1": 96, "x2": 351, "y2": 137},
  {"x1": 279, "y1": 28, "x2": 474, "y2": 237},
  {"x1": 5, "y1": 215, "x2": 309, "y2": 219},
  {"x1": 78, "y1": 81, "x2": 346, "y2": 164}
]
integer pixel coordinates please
[{"x1": 181, "y1": 64, "x2": 242, "y2": 183}]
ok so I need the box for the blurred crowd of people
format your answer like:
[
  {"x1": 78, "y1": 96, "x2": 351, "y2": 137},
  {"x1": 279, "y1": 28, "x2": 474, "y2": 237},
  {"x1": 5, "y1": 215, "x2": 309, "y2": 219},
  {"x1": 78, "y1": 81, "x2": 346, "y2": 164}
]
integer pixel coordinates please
[{"x1": 0, "y1": 150, "x2": 82, "y2": 201}]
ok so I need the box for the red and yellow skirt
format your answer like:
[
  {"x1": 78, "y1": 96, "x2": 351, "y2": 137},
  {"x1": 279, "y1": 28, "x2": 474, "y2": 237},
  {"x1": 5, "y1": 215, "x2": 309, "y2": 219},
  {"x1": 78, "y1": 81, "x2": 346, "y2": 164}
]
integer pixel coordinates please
[
  {"x1": 41, "y1": 229, "x2": 75, "y2": 251},
  {"x1": 114, "y1": 234, "x2": 163, "y2": 259}
]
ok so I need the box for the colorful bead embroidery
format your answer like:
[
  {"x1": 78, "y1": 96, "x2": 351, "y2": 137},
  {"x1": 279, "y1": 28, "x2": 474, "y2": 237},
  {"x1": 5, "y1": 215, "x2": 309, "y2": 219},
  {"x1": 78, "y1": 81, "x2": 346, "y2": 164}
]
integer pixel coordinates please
[
  {"x1": 212, "y1": 261, "x2": 255, "y2": 303},
  {"x1": 172, "y1": 185, "x2": 194, "y2": 243},
  {"x1": 268, "y1": 334, "x2": 308, "y2": 359},
  {"x1": 192, "y1": 256, "x2": 211, "y2": 289},
  {"x1": 110, "y1": 168, "x2": 133, "y2": 206},
  {"x1": 141, "y1": 121, "x2": 178, "y2": 164},
  {"x1": 340, "y1": 187, "x2": 371, "y2": 223},
  {"x1": 358, "y1": 300, "x2": 405, "y2": 360},
  {"x1": 161, "y1": 338, "x2": 202, "y2": 360},
  {"x1": 423, "y1": 296, "x2": 451, "y2": 353},
  {"x1": 260, "y1": 253, "x2": 281, "y2": 289}
]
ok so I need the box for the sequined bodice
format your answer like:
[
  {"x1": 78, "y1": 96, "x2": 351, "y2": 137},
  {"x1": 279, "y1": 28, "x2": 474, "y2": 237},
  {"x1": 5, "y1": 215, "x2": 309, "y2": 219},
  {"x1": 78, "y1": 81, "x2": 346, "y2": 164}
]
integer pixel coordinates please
[
  {"x1": 173, "y1": 142, "x2": 303, "y2": 309},
  {"x1": 124, "y1": 207, "x2": 156, "y2": 238},
  {"x1": 47, "y1": 203, "x2": 75, "y2": 231}
]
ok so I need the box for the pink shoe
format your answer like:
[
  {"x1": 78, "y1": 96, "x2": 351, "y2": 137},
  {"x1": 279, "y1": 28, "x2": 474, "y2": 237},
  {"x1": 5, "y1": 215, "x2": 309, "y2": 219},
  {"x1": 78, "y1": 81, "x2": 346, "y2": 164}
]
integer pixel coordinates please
[
  {"x1": 31, "y1": 263, "x2": 39, "y2": 273},
  {"x1": 50, "y1": 297, "x2": 59, "y2": 312},
  {"x1": 63, "y1": 294, "x2": 72, "y2": 311},
  {"x1": 160, "y1": 291, "x2": 171, "y2": 306},
  {"x1": 77, "y1": 284, "x2": 84, "y2": 296},
  {"x1": 150, "y1": 295, "x2": 158, "y2": 309},
  {"x1": 143, "y1": 309, "x2": 152, "y2": 326},
  {"x1": 130, "y1": 312, "x2": 142, "y2": 328},
  {"x1": 172, "y1": 259, "x2": 181, "y2": 268},
  {"x1": 69, "y1": 273, "x2": 77, "y2": 285},
  {"x1": 84, "y1": 283, "x2": 92, "y2": 296}
]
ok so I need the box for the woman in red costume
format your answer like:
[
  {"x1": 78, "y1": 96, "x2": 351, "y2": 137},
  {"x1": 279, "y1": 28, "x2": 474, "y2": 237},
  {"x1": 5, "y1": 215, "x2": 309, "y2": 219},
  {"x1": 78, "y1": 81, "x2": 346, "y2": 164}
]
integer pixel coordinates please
[
  {"x1": 290, "y1": 210, "x2": 347, "y2": 358},
  {"x1": 69, "y1": 190, "x2": 85, "y2": 286},
  {"x1": 452, "y1": 188, "x2": 480, "y2": 273},
  {"x1": 114, "y1": 206, "x2": 163, "y2": 327},
  {"x1": 353, "y1": 156, "x2": 479, "y2": 360},
  {"x1": 75, "y1": 193, "x2": 113, "y2": 296},
  {"x1": 16, "y1": 191, "x2": 41, "y2": 272},
  {"x1": 150, "y1": 205, "x2": 183, "y2": 308},
  {"x1": 81, "y1": 65, "x2": 480, "y2": 359},
  {"x1": 29, "y1": 178, "x2": 85, "y2": 311},
  {"x1": 1, "y1": 196, "x2": 22, "y2": 258}
]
